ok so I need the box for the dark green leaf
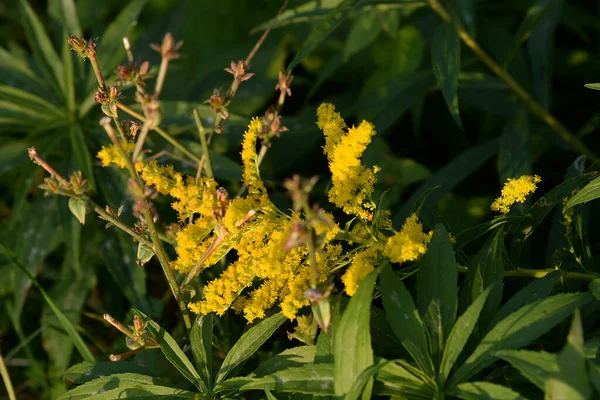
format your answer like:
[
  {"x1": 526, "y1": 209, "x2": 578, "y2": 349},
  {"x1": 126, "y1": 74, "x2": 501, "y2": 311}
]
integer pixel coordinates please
[
  {"x1": 57, "y1": 0, "x2": 82, "y2": 36},
  {"x1": 510, "y1": 172, "x2": 596, "y2": 258},
  {"x1": 416, "y1": 224, "x2": 458, "y2": 367},
  {"x1": 334, "y1": 269, "x2": 377, "y2": 396},
  {"x1": 287, "y1": 0, "x2": 359, "y2": 72},
  {"x1": 394, "y1": 139, "x2": 498, "y2": 226},
  {"x1": 69, "y1": 124, "x2": 96, "y2": 191},
  {"x1": 190, "y1": 313, "x2": 213, "y2": 390},
  {"x1": 132, "y1": 309, "x2": 206, "y2": 393},
  {"x1": 84, "y1": 385, "x2": 198, "y2": 399},
  {"x1": 64, "y1": 361, "x2": 155, "y2": 385},
  {"x1": 449, "y1": 292, "x2": 592, "y2": 386},
  {"x1": 546, "y1": 310, "x2": 592, "y2": 399},
  {"x1": 498, "y1": 112, "x2": 530, "y2": 183},
  {"x1": 495, "y1": 349, "x2": 557, "y2": 390},
  {"x1": 373, "y1": 361, "x2": 433, "y2": 399},
  {"x1": 345, "y1": 359, "x2": 394, "y2": 400},
  {"x1": 431, "y1": 21, "x2": 463, "y2": 130},
  {"x1": 449, "y1": 381, "x2": 527, "y2": 399},
  {"x1": 343, "y1": 11, "x2": 381, "y2": 61},
  {"x1": 565, "y1": 175, "x2": 600, "y2": 208},
  {"x1": 488, "y1": 270, "x2": 561, "y2": 330},
  {"x1": 454, "y1": 216, "x2": 516, "y2": 251},
  {"x1": 458, "y1": 230, "x2": 504, "y2": 331},
  {"x1": 250, "y1": 346, "x2": 315, "y2": 377},
  {"x1": 440, "y1": 287, "x2": 492, "y2": 382},
  {"x1": 380, "y1": 262, "x2": 434, "y2": 376},
  {"x1": 215, "y1": 312, "x2": 286, "y2": 384},
  {"x1": 0, "y1": 242, "x2": 94, "y2": 362}
]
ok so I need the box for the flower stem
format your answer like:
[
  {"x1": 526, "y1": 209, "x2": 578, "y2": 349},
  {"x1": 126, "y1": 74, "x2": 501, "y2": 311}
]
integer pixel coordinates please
[
  {"x1": 90, "y1": 200, "x2": 153, "y2": 247},
  {"x1": 426, "y1": 0, "x2": 596, "y2": 161},
  {"x1": 193, "y1": 108, "x2": 214, "y2": 178},
  {"x1": 0, "y1": 349, "x2": 16, "y2": 400},
  {"x1": 457, "y1": 265, "x2": 597, "y2": 281},
  {"x1": 154, "y1": 57, "x2": 170, "y2": 99}
]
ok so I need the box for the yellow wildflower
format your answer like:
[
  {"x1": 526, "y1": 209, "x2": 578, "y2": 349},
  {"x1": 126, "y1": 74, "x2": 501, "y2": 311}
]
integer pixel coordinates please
[
  {"x1": 316, "y1": 103, "x2": 347, "y2": 157},
  {"x1": 342, "y1": 244, "x2": 382, "y2": 296},
  {"x1": 222, "y1": 197, "x2": 256, "y2": 233},
  {"x1": 491, "y1": 175, "x2": 542, "y2": 214},
  {"x1": 384, "y1": 213, "x2": 432, "y2": 264},
  {"x1": 97, "y1": 142, "x2": 135, "y2": 168},
  {"x1": 241, "y1": 118, "x2": 273, "y2": 210}
]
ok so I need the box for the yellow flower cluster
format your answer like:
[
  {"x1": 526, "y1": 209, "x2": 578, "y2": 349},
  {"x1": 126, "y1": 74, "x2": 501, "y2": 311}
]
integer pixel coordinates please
[
  {"x1": 342, "y1": 245, "x2": 382, "y2": 296},
  {"x1": 491, "y1": 175, "x2": 541, "y2": 214},
  {"x1": 316, "y1": 103, "x2": 379, "y2": 220},
  {"x1": 384, "y1": 213, "x2": 432, "y2": 264},
  {"x1": 97, "y1": 142, "x2": 135, "y2": 168}
]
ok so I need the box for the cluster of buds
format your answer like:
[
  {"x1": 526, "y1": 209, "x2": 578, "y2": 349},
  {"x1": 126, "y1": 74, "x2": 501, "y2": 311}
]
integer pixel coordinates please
[
  {"x1": 259, "y1": 106, "x2": 288, "y2": 145},
  {"x1": 276, "y1": 70, "x2": 293, "y2": 102},
  {"x1": 104, "y1": 314, "x2": 158, "y2": 361},
  {"x1": 117, "y1": 61, "x2": 150, "y2": 88},
  {"x1": 206, "y1": 90, "x2": 229, "y2": 122},
  {"x1": 67, "y1": 36, "x2": 97, "y2": 60},
  {"x1": 95, "y1": 86, "x2": 122, "y2": 118},
  {"x1": 28, "y1": 148, "x2": 88, "y2": 197}
]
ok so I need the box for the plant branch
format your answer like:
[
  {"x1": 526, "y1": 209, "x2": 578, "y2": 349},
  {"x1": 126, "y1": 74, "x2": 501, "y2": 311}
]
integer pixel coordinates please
[
  {"x1": 426, "y1": 0, "x2": 597, "y2": 161},
  {"x1": 193, "y1": 108, "x2": 213, "y2": 178},
  {"x1": 0, "y1": 349, "x2": 16, "y2": 400}
]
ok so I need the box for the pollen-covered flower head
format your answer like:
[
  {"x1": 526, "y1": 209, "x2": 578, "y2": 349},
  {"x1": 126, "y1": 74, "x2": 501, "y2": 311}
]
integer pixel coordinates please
[
  {"x1": 491, "y1": 175, "x2": 541, "y2": 214},
  {"x1": 384, "y1": 213, "x2": 432, "y2": 264}
]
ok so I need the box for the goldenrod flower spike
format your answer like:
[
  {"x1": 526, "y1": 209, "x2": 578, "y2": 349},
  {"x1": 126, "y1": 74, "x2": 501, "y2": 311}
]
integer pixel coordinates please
[
  {"x1": 342, "y1": 245, "x2": 382, "y2": 296},
  {"x1": 97, "y1": 142, "x2": 135, "y2": 168},
  {"x1": 384, "y1": 213, "x2": 432, "y2": 265},
  {"x1": 491, "y1": 175, "x2": 542, "y2": 214}
]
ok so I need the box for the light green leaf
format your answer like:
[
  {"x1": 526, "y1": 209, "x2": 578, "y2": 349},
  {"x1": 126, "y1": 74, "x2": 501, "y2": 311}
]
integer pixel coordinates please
[
  {"x1": 431, "y1": 21, "x2": 462, "y2": 130},
  {"x1": 214, "y1": 364, "x2": 334, "y2": 395},
  {"x1": 449, "y1": 292, "x2": 592, "y2": 386},
  {"x1": 250, "y1": 346, "x2": 315, "y2": 377},
  {"x1": 334, "y1": 269, "x2": 378, "y2": 396},
  {"x1": 215, "y1": 312, "x2": 286, "y2": 384},
  {"x1": 190, "y1": 313, "x2": 213, "y2": 391},
  {"x1": 343, "y1": 11, "x2": 381, "y2": 61},
  {"x1": 458, "y1": 230, "x2": 504, "y2": 331},
  {"x1": 0, "y1": 242, "x2": 94, "y2": 362},
  {"x1": 68, "y1": 197, "x2": 87, "y2": 225},
  {"x1": 287, "y1": 0, "x2": 359, "y2": 72},
  {"x1": 440, "y1": 287, "x2": 492, "y2": 382},
  {"x1": 416, "y1": 224, "x2": 458, "y2": 367},
  {"x1": 345, "y1": 359, "x2": 394, "y2": 400},
  {"x1": 132, "y1": 309, "x2": 207, "y2": 393},
  {"x1": 510, "y1": 172, "x2": 597, "y2": 259},
  {"x1": 488, "y1": 270, "x2": 561, "y2": 331},
  {"x1": 546, "y1": 310, "x2": 592, "y2": 400},
  {"x1": 584, "y1": 83, "x2": 600, "y2": 91},
  {"x1": 449, "y1": 381, "x2": 527, "y2": 399},
  {"x1": 565, "y1": 175, "x2": 600, "y2": 208},
  {"x1": 380, "y1": 262, "x2": 434, "y2": 376},
  {"x1": 85, "y1": 385, "x2": 198, "y2": 399},
  {"x1": 136, "y1": 242, "x2": 154, "y2": 266},
  {"x1": 496, "y1": 350, "x2": 557, "y2": 390},
  {"x1": 588, "y1": 362, "x2": 600, "y2": 393}
]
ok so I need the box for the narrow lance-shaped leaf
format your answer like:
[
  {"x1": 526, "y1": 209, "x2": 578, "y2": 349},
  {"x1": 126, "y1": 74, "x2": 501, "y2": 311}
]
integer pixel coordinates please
[
  {"x1": 381, "y1": 262, "x2": 434, "y2": 376},
  {"x1": 132, "y1": 309, "x2": 207, "y2": 393},
  {"x1": 215, "y1": 312, "x2": 286, "y2": 384},
  {"x1": 334, "y1": 268, "x2": 378, "y2": 397},
  {"x1": 448, "y1": 381, "x2": 527, "y2": 399},
  {"x1": 496, "y1": 349, "x2": 557, "y2": 390},
  {"x1": 565, "y1": 175, "x2": 600, "y2": 208},
  {"x1": 416, "y1": 224, "x2": 458, "y2": 368},
  {"x1": 190, "y1": 313, "x2": 213, "y2": 391},
  {"x1": 431, "y1": 20, "x2": 463, "y2": 130}
]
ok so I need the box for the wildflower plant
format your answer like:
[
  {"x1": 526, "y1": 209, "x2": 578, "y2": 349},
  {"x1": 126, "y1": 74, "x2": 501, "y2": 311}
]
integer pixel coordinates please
[{"x1": 3, "y1": 1, "x2": 600, "y2": 399}]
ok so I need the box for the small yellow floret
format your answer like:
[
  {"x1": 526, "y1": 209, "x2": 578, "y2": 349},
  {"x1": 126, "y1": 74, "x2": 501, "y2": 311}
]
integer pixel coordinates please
[
  {"x1": 384, "y1": 213, "x2": 432, "y2": 264},
  {"x1": 97, "y1": 142, "x2": 135, "y2": 168},
  {"x1": 491, "y1": 175, "x2": 541, "y2": 214},
  {"x1": 342, "y1": 245, "x2": 382, "y2": 296},
  {"x1": 317, "y1": 103, "x2": 347, "y2": 156}
]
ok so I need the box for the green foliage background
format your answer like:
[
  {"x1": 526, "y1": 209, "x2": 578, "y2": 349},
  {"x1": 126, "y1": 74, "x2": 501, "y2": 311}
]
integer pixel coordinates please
[{"x1": 1, "y1": 0, "x2": 600, "y2": 399}]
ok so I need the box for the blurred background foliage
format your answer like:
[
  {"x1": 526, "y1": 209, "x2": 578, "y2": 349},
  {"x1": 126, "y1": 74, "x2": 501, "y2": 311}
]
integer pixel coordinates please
[{"x1": 0, "y1": 0, "x2": 599, "y2": 398}]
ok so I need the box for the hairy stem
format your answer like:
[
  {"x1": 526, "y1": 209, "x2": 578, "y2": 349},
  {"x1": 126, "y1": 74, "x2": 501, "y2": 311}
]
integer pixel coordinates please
[{"x1": 426, "y1": 0, "x2": 596, "y2": 161}]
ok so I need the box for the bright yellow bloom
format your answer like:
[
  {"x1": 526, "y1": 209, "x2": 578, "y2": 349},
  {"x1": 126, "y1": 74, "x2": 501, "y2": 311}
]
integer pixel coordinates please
[
  {"x1": 97, "y1": 142, "x2": 135, "y2": 168},
  {"x1": 491, "y1": 175, "x2": 541, "y2": 214},
  {"x1": 316, "y1": 104, "x2": 379, "y2": 220},
  {"x1": 222, "y1": 197, "x2": 256, "y2": 233},
  {"x1": 241, "y1": 118, "x2": 273, "y2": 211},
  {"x1": 384, "y1": 213, "x2": 432, "y2": 264},
  {"x1": 342, "y1": 244, "x2": 382, "y2": 296}
]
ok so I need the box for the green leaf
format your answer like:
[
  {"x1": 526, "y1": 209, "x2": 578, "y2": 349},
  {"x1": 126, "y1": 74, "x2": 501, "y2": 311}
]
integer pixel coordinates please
[
  {"x1": 0, "y1": 84, "x2": 62, "y2": 115},
  {"x1": 64, "y1": 361, "x2": 155, "y2": 385},
  {"x1": 373, "y1": 361, "x2": 433, "y2": 398},
  {"x1": 584, "y1": 83, "x2": 600, "y2": 91},
  {"x1": 448, "y1": 292, "x2": 592, "y2": 386},
  {"x1": 409, "y1": 186, "x2": 440, "y2": 218},
  {"x1": 0, "y1": 242, "x2": 94, "y2": 362},
  {"x1": 458, "y1": 230, "x2": 504, "y2": 331},
  {"x1": 56, "y1": 373, "x2": 185, "y2": 400},
  {"x1": 488, "y1": 270, "x2": 561, "y2": 330},
  {"x1": 69, "y1": 124, "x2": 96, "y2": 192},
  {"x1": 18, "y1": 0, "x2": 64, "y2": 92},
  {"x1": 136, "y1": 242, "x2": 154, "y2": 266},
  {"x1": 214, "y1": 364, "x2": 334, "y2": 395},
  {"x1": 190, "y1": 313, "x2": 213, "y2": 391},
  {"x1": 588, "y1": 362, "x2": 600, "y2": 393},
  {"x1": 84, "y1": 385, "x2": 198, "y2": 399},
  {"x1": 510, "y1": 172, "x2": 597, "y2": 259},
  {"x1": 440, "y1": 287, "x2": 492, "y2": 382},
  {"x1": 345, "y1": 359, "x2": 394, "y2": 400},
  {"x1": 215, "y1": 312, "x2": 286, "y2": 384},
  {"x1": 565, "y1": 175, "x2": 600, "y2": 208},
  {"x1": 287, "y1": 0, "x2": 359, "y2": 72},
  {"x1": 496, "y1": 350, "x2": 557, "y2": 390},
  {"x1": 416, "y1": 224, "x2": 458, "y2": 367},
  {"x1": 454, "y1": 216, "x2": 516, "y2": 251},
  {"x1": 343, "y1": 11, "x2": 381, "y2": 61},
  {"x1": 546, "y1": 310, "x2": 592, "y2": 400},
  {"x1": 57, "y1": 0, "x2": 82, "y2": 36},
  {"x1": 334, "y1": 269, "x2": 378, "y2": 396},
  {"x1": 250, "y1": 346, "x2": 316, "y2": 377},
  {"x1": 498, "y1": 112, "x2": 531, "y2": 183},
  {"x1": 394, "y1": 139, "x2": 498, "y2": 226},
  {"x1": 68, "y1": 197, "x2": 87, "y2": 225},
  {"x1": 380, "y1": 262, "x2": 434, "y2": 376},
  {"x1": 431, "y1": 21, "x2": 463, "y2": 130},
  {"x1": 449, "y1": 381, "x2": 527, "y2": 399},
  {"x1": 131, "y1": 309, "x2": 207, "y2": 393}
]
